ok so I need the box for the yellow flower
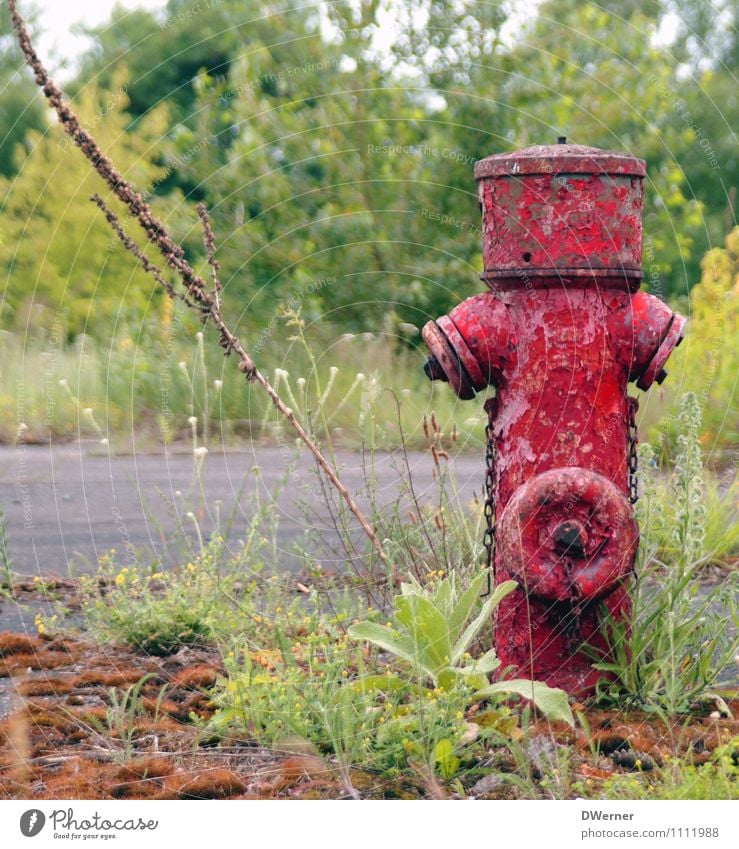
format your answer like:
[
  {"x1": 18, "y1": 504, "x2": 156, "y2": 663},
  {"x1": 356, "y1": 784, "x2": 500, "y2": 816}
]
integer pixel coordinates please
[{"x1": 115, "y1": 571, "x2": 127, "y2": 587}]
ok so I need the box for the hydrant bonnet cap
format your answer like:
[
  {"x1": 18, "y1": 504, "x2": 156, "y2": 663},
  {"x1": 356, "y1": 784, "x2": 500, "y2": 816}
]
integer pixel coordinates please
[{"x1": 474, "y1": 142, "x2": 646, "y2": 178}]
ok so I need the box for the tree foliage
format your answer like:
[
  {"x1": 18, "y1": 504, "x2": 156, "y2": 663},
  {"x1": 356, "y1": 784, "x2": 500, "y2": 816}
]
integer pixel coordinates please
[
  {"x1": 1, "y1": 0, "x2": 736, "y2": 337},
  {"x1": 0, "y1": 76, "x2": 189, "y2": 331},
  {"x1": 0, "y1": 3, "x2": 45, "y2": 177}
]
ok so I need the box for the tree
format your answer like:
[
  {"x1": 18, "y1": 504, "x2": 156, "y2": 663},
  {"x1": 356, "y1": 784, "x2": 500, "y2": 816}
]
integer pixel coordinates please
[
  {"x1": 0, "y1": 75, "x2": 192, "y2": 333},
  {"x1": 152, "y1": 2, "x2": 487, "y2": 336},
  {"x1": 0, "y1": 3, "x2": 45, "y2": 176}
]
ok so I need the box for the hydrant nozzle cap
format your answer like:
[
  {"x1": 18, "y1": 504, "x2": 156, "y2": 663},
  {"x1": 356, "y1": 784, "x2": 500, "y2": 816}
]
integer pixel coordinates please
[{"x1": 474, "y1": 142, "x2": 646, "y2": 178}]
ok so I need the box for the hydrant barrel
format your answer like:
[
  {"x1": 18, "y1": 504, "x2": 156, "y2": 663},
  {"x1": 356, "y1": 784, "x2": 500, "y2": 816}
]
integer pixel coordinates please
[
  {"x1": 475, "y1": 143, "x2": 646, "y2": 283},
  {"x1": 422, "y1": 140, "x2": 686, "y2": 694}
]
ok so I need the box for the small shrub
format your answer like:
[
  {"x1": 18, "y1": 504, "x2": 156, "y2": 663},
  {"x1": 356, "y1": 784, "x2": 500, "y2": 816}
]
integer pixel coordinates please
[
  {"x1": 71, "y1": 535, "x2": 264, "y2": 656},
  {"x1": 348, "y1": 571, "x2": 574, "y2": 726},
  {"x1": 593, "y1": 393, "x2": 739, "y2": 713}
]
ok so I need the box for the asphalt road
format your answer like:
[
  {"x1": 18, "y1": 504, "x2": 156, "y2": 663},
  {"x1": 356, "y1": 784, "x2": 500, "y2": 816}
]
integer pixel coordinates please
[{"x1": 0, "y1": 442, "x2": 484, "y2": 578}]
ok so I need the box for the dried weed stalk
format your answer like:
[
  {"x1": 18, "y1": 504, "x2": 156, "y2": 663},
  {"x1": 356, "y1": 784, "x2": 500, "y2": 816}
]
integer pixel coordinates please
[{"x1": 7, "y1": 0, "x2": 388, "y2": 565}]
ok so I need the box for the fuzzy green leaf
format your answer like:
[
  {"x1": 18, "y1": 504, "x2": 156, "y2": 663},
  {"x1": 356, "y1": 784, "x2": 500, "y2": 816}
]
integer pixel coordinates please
[
  {"x1": 450, "y1": 580, "x2": 517, "y2": 665},
  {"x1": 347, "y1": 622, "x2": 418, "y2": 666},
  {"x1": 473, "y1": 679, "x2": 574, "y2": 726}
]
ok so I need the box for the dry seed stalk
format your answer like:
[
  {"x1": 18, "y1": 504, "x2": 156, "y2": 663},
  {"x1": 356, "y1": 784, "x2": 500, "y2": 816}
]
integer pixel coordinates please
[{"x1": 7, "y1": 0, "x2": 388, "y2": 566}]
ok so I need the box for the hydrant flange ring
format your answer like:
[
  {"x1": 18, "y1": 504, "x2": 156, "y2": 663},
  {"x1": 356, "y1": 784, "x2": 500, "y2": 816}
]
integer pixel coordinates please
[{"x1": 497, "y1": 467, "x2": 638, "y2": 603}]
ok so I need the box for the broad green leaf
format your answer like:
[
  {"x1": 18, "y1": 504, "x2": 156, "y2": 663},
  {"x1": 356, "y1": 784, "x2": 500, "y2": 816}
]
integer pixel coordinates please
[
  {"x1": 433, "y1": 576, "x2": 455, "y2": 619},
  {"x1": 354, "y1": 674, "x2": 408, "y2": 693},
  {"x1": 395, "y1": 594, "x2": 452, "y2": 679},
  {"x1": 437, "y1": 668, "x2": 458, "y2": 691},
  {"x1": 434, "y1": 738, "x2": 460, "y2": 779},
  {"x1": 399, "y1": 579, "x2": 423, "y2": 597},
  {"x1": 448, "y1": 572, "x2": 487, "y2": 637},
  {"x1": 457, "y1": 670, "x2": 489, "y2": 691},
  {"x1": 469, "y1": 649, "x2": 501, "y2": 675},
  {"x1": 473, "y1": 679, "x2": 574, "y2": 727},
  {"x1": 347, "y1": 622, "x2": 418, "y2": 666},
  {"x1": 450, "y1": 580, "x2": 517, "y2": 665}
]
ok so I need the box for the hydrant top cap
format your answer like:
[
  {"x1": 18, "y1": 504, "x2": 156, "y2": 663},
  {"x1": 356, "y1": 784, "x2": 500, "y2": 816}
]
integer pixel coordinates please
[{"x1": 474, "y1": 142, "x2": 646, "y2": 179}]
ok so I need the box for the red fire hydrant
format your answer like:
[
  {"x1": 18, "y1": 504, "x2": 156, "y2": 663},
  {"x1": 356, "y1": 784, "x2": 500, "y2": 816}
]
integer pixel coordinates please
[{"x1": 422, "y1": 140, "x2": 686, "y2": 694}]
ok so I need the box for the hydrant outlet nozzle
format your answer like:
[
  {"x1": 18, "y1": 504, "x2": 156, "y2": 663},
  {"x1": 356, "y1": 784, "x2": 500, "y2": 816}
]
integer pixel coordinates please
[{"x1": 423, "y1": 355, "x2": 448, "y2": 383}]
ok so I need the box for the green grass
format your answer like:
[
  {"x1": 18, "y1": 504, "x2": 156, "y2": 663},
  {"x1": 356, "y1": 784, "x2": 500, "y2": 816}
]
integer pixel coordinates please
[{"x1": 0, "y1": 312, "x2": 486, "y2": 452}]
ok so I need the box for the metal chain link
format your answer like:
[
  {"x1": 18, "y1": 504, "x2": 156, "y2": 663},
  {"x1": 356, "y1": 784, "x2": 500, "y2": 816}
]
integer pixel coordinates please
[
  {"x1": 628, "y1": 396, "x2": 639, "y2": 504},
  {"x1": 481, "y1": 401, "x2": 496, "y2": 597}
]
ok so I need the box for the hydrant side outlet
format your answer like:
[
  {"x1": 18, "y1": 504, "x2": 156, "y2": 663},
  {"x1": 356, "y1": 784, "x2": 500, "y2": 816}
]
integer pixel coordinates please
[{"x1": 422, "y1": 141, "x2": 686, "y2": 694}]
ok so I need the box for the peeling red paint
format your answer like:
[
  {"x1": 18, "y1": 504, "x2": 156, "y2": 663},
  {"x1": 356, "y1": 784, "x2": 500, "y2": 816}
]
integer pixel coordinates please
[{"x1": 422, "y1": 141, "x2": 686, "y2": 694}]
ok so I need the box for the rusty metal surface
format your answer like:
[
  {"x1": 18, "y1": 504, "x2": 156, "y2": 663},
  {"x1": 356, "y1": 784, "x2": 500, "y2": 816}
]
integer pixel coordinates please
[
  {"x1": 421, "y1": 320, "x2": 476, "y2": 400},
  {"x1": 474, "y1": 143, "x2": 646, "y2": 178},
  {"x1": 422, "y1": 140, "x2": 686, "y2": 694},
  {"x1": 496, "y1": 467, "x2": 639, "y2": 603},
  {"x1": 478, "y1": 171, "x2": 644, "y2": 275}
]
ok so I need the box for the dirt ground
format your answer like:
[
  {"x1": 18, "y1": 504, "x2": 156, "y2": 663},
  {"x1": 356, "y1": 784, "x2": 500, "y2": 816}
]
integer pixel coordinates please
[{"x1": 1, "y1": 623, "x2": 736, "y2": 801}]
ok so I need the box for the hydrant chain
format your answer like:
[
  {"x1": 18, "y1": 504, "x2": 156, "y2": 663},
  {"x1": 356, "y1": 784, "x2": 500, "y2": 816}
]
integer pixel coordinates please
[
  {"x1": 628, "y1": 397, "x2": 640, "y2": 505},
  {"x1": 481, "y1": 408, "x2": 497, "y2": 597}
]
